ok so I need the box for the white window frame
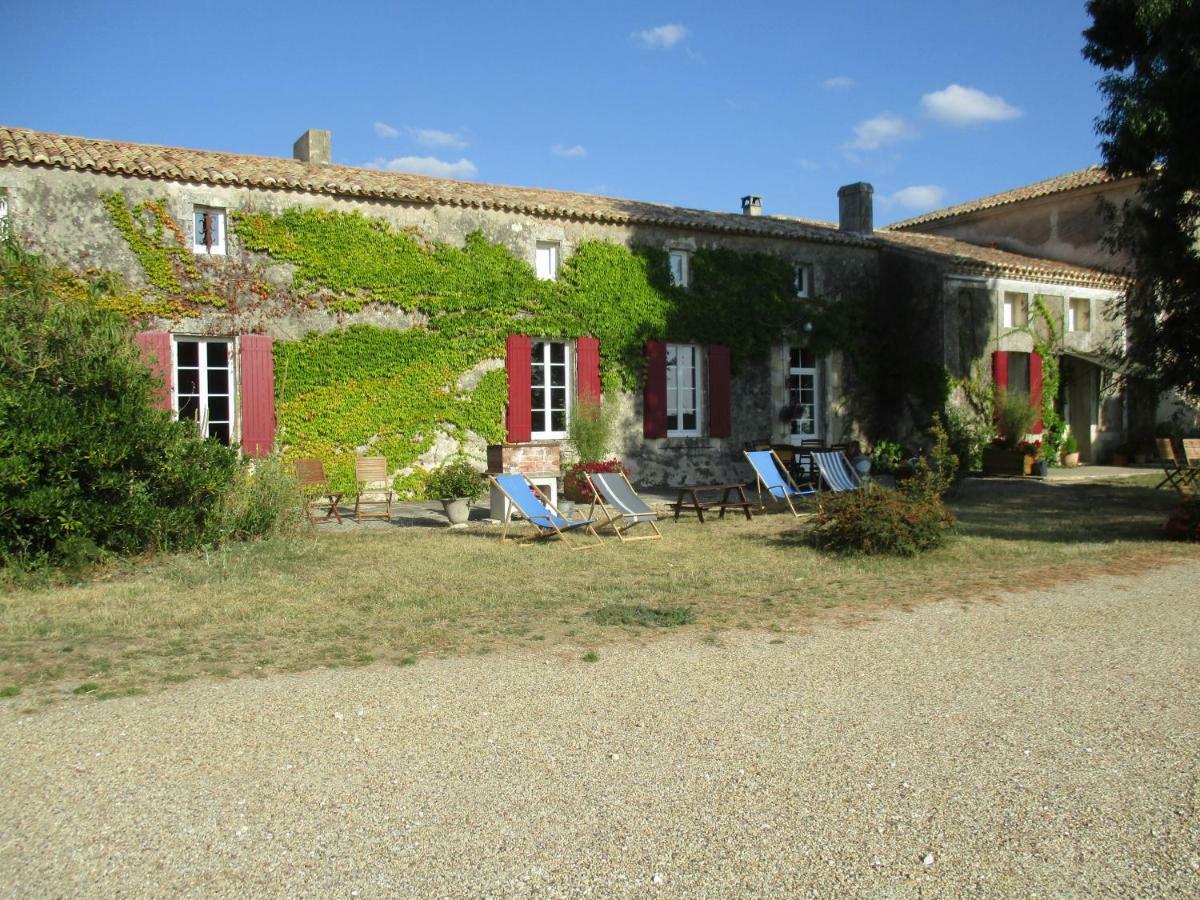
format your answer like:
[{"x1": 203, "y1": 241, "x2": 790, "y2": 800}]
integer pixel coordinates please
[
  {"x1": 192, "y1": 205, "x2": 227, "y2": 256},
  {"x1": 535, "y1": 241, "x2": 560, "y2": 281},
  {"x1": 173, "y1": 336, "x2": 235, "y2": 445},
  {"x1": 530, "y1": 339, "x2": 571, "y2": 439},
  {"x1": 666, "y1": 343, "x2": 703, "y2": 437},
  {"x1": 794, "y1": 263, "x2": 813, "y2": 298},
  {"x1": 668, "y1": 250, "x2": 690, "y2": 288},
  {"x1": 786, "y1": 347, "x2": 821, "y2": 443}
]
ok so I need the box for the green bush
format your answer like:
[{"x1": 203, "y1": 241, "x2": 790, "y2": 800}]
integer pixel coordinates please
[
  {"x1": 902, "y1": 414, "x2": 960, "y2": 502},
  {"x1": 812, "y1": 487, "x2": 955, "y2": 556},
  {"x1": 0, "y1": 239, "x2": 243, "y2": 566},
  {"x1": 567, "y1": 394, "x2": 617, "y2": 463},
  {"x1": 424, "y1": 460, "x2": 484, "y2": 501},
  {"x1": 871, "y1": 439, "x2": 904, "y2": 474},
  {"x1": 944, "y1": 403, "x2": 992, "y2": 472},
  {"x1": 216, "y1": 456, "x2": 306, "y2": 542}
]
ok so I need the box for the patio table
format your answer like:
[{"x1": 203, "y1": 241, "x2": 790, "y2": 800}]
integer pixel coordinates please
[{"x1": 671, "y1": 483, "x2": 754, "y2": 523}]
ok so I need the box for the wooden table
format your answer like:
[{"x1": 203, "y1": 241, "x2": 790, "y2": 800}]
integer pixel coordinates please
[{"x1": 671, "y1": 483, "x2": 754, "y2": 523}]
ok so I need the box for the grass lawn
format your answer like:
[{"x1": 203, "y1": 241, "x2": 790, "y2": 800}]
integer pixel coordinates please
[{"x1": 1, "y1": 475, "x2": 1195, "y2": 708}]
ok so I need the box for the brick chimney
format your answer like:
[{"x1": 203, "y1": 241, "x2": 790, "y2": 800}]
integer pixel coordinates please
[
  {"x1": 837, "y1": 182, "x2": 874, "y2": 233},
  {"x1": 741, "y1": 195, "x2": 763, "y2": 217},
  {"x1": 293, "y1": 129, "x2": 332, "y2": 165}
]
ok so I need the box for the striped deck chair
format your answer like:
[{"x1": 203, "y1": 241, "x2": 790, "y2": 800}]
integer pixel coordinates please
[
  {"x1": 585, "y1": 471, "x2": 663, "y2": 542},
  {"x1": 1154, "y1": 438, "x2": 1193, "y2": 493},
  {"x1": 812, "y1": 450, "x2": 863, "y2": 493},
  {"x1": 743, "y1": 449, "x2": 816, "y2": 516},
  {"x1": 489, "y1": 473, "x2": 602, "y2": 549}
]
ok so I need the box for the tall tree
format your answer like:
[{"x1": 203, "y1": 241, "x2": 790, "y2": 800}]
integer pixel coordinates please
[{"x1": 1083, "y1": 0, "x2": 1200, "y2": 400}]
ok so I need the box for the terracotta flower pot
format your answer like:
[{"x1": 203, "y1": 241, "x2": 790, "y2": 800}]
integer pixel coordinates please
[{"x1": 1062, "y1": 452, "x2": 1080, "y2": 468}]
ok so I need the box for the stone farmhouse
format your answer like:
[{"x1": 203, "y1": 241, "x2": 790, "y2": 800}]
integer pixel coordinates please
[{"x1": 0, "y1": 125, "x2": 1131, "y2": 491}]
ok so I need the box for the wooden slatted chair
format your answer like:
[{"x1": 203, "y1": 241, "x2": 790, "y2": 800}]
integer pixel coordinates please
[
  {"x1": 1180, "y1": 439, "x2": 1200, "y2": 490},
  {"x1": 295, "y1": 458, "x2": 343, "y2": 524},
  {"x1": 354, "y1": 456, "x2": 394, "y2": 522},
  {"x1": 1154, "y1": 438, "x2": 1193, "y2": 493}
]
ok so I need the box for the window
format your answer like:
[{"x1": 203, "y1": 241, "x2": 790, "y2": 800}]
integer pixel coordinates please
[
  {"x1": 794, "y1": 264, "x2": 813, "y2": 298},
  {"x1": 1006, "y1": 351, "x2": 1031, "y2": 395},
  {"x1": 192, "y1": 206, "x2": 226, "y2": 255},
  {"x1": 535, "y1": 241, "x2": 560, "y2": 281},
  {"x1": 175, "y1": 337, "x2": 234, "y2": 444},
  {"x1": 668, "y1": 250, "x2": 690, "y2": 288},
  {"x1": 1068, "y1": 297, "x2": 1091, "y2": 332},
  {"x1": 1002, "y1": 292, "x2": 1029, "y2": 329},
  {"x1": 666, "y1": 343, "x2": 702, "y2": 436},
  {"x1": 530, "y1": 340, "x2": 570, "y2": 437},
  {"x1": 787, "y1": 347, "x2": 820, "y2": 441}
]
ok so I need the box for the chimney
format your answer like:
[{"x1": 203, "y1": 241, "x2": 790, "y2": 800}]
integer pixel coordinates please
[
  {"x1": 837, "y1": 182, "x2": 874, "y2": 233},
  {"x1": 293, "y1": 129, "x2": 332, "y2": 165},
  {"x1": 741, "y1": 194, "x2": 762, "y2": 217}
]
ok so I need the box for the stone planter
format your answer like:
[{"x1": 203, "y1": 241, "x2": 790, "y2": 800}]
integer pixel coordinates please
[
  {"x1": 440, "y1": 497, "x2": 471, "y2": 526},
  {"x1": 1062, "y1": 451, "x2": 1080, "y2": 468},
  {"x1": 982, "y1": 446, "x2": 1032, "y2": 477}
]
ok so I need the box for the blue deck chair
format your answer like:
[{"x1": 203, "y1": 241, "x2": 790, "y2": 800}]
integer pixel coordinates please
[
  {"x1": 812, "y1": 450, "x2": 863, "y2": 493},
  {"x1": 585, "y1": 471, "x2": 663, "y2": 542},
  {"x1": 489, "y1": 473, "x2": 602, "y2": 549},
  {"x1": 743, "y1": 449, "x2": 816, "y2": 516}
]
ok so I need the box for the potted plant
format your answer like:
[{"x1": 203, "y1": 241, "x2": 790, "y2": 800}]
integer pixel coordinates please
[
  {"x1": 563, "y1": 394, "x2": 618, "y2": 503},
  {"x1": 982, "y1": 391, "x2": 1039, "y2": 476},
  {"x1": 425, "y1": 460, "x2": 484, "y2": 526},
  {"x1": 1021, "y1": 440, "x2": 1048, "y2": 477},
  {"x1": 1062, "y1": 433, "x2": 1080, "y2": 467}
]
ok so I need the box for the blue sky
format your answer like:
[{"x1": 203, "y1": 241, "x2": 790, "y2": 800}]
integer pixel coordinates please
[{"x1": 1, "y1": 0, "x2": 1108, "y2": 225}]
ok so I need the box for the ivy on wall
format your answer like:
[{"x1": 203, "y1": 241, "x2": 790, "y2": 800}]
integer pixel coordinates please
[{"x1": 99, "y1": 202, "x2": 829, "y2": 496}]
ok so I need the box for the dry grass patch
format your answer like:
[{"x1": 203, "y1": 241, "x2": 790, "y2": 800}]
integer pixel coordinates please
[{"x1": 0, "y1": 476, "x2": 1195, "y2": 707}]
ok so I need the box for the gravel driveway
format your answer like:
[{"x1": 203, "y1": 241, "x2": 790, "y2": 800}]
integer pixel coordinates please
[{"x1": 2, "y1": 561, "x2": 1199, "y2": 897}]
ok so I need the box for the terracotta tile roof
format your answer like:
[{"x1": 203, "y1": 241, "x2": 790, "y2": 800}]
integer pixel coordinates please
[
  {"x1": 0, "y1": 124, "x2": 867, "y2": 247},
  {"x1": 0, "y1": 125, "x2": 1124, "y2": 289},
  {"x1": 872, "y1": 230, "x2": 1126, "y2": 289},
  {"x1": 884, "y1": 166, "x2": 1134, "y2": 230}
]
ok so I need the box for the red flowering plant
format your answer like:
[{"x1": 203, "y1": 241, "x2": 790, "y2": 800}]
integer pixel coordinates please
[
  {"x1": 1015, "y1": 439, "x2": 1042, "y2": 456},
  {"x1": 563, "y1": 459, "x2": 627, "y2": 503}
]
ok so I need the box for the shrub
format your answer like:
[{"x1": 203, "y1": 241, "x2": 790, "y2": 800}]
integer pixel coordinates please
[
  {"x1": 994, "y1": 390, "x2": 1038, "y2": 449},
  {"x1": 567, "y1": 394, "x2": 617, "y2": 463},
  {"x1": 871, "y1": 439, "x2": 905, "y2": 474},
  {"x1": 563, "y1": 458, "x2": 626, "y2": 502},
  {"x1": 425, "y1": 460, "x2": 484, "y2": 500},
  {"x1": 1165, "y1": 496, "x2": 1200, "y2": 542},
  {"x1": 216, "y1": 456, "x2": 306, "y2": 543},
  {"x1": 902, "y1": 414, "x2": 959, "y2": 502},
  {"x1": 812, "y1": 487, "x2": 955, "y2": 556},
  {"x1": 945, "y1": 403, "x2": 992, "y2": 472},
  {"x1": 0, "y1": 239, "x2": 242, "y2": 566}
]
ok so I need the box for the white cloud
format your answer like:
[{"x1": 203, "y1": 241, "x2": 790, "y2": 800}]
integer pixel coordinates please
[
  {"x1": 411, "y1": 127, "x2": 468, "y2": 150},
  {"x1": 551, "y1": 143, "x2": 587, "y2": 159},
  {"x1": 884, "y1": 185, "x2": 948, "y2": 210},
  {"x1": 374, "y1": 121, "x2": 401, "y2": 139},
  {"x1": 797, "y1": 158, "x2": 820, "y2": 171},
  {"x1": 634, "y1": 23, "x2": 687, "y2": 48},
  {"x1": 920, "y1": 84, "x2": 1022, "y2": 126},
  {"x1": 823, "y1": 76, "x2": 854, "y2": 90},
  {"x1": 845, "y1": 113, "x2": 916, "y2": 151},
  {"x1": 367, "y1": 156, "x2": 477, "y2": 179}
]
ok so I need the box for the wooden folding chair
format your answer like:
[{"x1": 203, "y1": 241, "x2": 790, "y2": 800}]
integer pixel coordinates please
[
  {"x1": 585, "y1": 471, "x2": 663, "y2": 542},
  {"x1": 294, "y1": 458, "x2": 342, "y2": 524},
  {"x1": 490, "y1": 474, "x2": 602, "y2": 549},
  {"x1": 354, "y1": 456, "x2": 394, "y2": 521},
  {"x1": 1180, "y1": 439, "x2": 1200, "y2": 490},
  {"x1": 1153, "y1": 438, "x2": 1193, "y2": 493},
  {"x1": 743, "y1": 449, "x2": 817, "y2": 516}
]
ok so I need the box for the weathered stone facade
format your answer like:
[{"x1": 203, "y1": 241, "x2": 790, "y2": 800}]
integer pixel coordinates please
[{"x1": 0, "y1": 125, "x2": 1132, "y2": 481}]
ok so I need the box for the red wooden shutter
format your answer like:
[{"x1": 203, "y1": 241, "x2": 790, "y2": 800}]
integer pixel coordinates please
[
  {"x1": 707, "y1": 344, "x2": 732, "y2": 438},
  {"x1": 134, "y1": 331, "x2": 173, "y2": 411},
  {"x1": 643, "y1": 340, "x2": 667, "y2": 439},
  {"x1": 576, "y1": 336, "x2": 601, "y2": 406},
  {"x1": 239, "y1": 334, "x2": 276, "y2": 458},
  {"x1": 1029, "y1": 351, "x2": 1044, "y2": 434},
  {"x1": 991, "y1": 351, "x2": 1009, "y2": 393},
  {"x1": 505, "y1": 334, "x2": 532, "y2": 443}
]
